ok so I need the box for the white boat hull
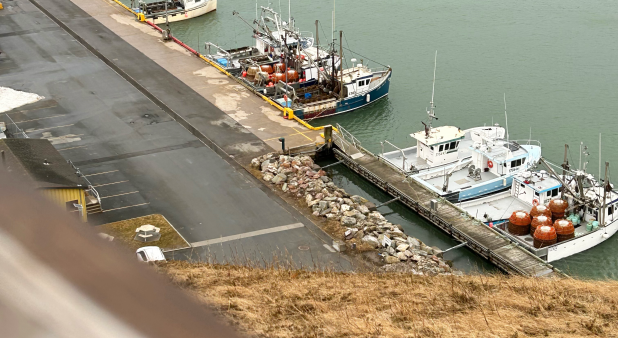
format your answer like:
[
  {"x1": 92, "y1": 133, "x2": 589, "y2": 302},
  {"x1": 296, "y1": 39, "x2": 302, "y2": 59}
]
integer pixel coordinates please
[
  {"x1": 546, "y1": 220, "x2": 618, "y2": 262},
  {"x1": 153, "y1": 0, "x2": 216, "y2": 24}
]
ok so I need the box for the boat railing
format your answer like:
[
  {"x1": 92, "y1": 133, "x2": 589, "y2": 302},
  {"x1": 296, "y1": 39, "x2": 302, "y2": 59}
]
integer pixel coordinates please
[
  {"x1": 379, "y1": 140, "x2": 407, "y2": 170},
  {"x1": 335, "y1": 123, "x2": 362, "y2": 150},
  {"x1": 204, "y1": 42, "x2": 232, "y2": 63},
  {"x1": 509, "y1": 139, "x2": 542, "y2": 147}
]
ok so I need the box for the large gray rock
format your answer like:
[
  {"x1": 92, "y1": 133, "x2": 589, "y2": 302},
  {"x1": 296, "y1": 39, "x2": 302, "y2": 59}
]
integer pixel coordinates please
[
  {"x1": 341, "y1": 216, "x2": 357, "y2": 226},
  {"x1": 260, "y1": 160, "x2": 270, "y2": 172},
  {"x1": 271, "y1": 173, "x2": 287, "y2": 184},
  {"x1": 357, "y1": 205, "x2": 370, "y2": 215},
  {"x1": 362, "y1": 235, "x2": 380, "y2": 248},
  {"x1": 407, "y1": 237, "x2": 421, "y2": 249},
  {"x1": 318, "y1": 201, "x2": 329, "y2": 211},
  {"x1": 396, "y1": 252, "x2": 407, "y2": 261},
  {"x1": 396, "y1": 243, "x2": 410, "y2": 252},
  {"x1": 305, "y1": 194, "x2": 313, "y2": 205},
  {"x1": 350, "y1": 195, "x2": 367, "y2": 204}
]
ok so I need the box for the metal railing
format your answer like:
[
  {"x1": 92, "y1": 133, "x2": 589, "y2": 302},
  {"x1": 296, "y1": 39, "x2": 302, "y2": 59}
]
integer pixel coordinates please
[
  {"x1": 67, "y1": 160, "x2": 101, "y2": 205},
  {"x1": 0, "y1": 113, "x2": 29, "y2": 139},
  {"x1": 335, "y1": 123, "x2": 362, "y2": 149}
]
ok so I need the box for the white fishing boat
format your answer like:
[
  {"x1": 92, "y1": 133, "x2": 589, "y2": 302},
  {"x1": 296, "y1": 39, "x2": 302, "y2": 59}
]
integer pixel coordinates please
[
  {"x1": 381, "y1": 54, "x2": 541, "y2": 202},
  {"x1": 136, "y1": 0, "x2": 217, "y2": 24},
  {"x1": 460, "y1": 144, "x2": 618, "y2": 263}
]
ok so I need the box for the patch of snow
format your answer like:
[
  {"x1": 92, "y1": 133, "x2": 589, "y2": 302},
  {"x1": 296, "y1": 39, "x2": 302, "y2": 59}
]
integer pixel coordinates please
[{"x1": 0, "y1": 87, "x2": 45, "y2": 113}]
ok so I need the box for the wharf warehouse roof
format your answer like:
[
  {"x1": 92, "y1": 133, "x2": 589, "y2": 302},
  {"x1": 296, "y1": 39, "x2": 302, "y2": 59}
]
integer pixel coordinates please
[{"x1": 0, "y1": 139, "x2": 91, "y2": 221}]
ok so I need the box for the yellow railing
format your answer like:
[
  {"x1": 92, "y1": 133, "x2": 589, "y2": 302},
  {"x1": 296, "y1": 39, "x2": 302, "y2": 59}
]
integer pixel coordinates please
[{"x1": 108, "y1": 0, "x2": 337, "y2": 137}]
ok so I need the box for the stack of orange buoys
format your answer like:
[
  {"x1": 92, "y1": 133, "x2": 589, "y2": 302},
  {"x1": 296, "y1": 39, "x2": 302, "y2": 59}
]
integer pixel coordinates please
[
  {"x1": 274, "y1": 62, "x2": 285, "y2": 73},
  {"x1": 508, "y1": 210, "x2": 532, "y2": 236},
  {"x1": 554, "y1": 219, "x2": 575, "y2": 242},
  {"x1": 530, "y1": 215, "x2": 552, "y2": 236},
  {"x1": 533, "y1": 225, "x2": 557, "y2": 248},
  {"x1": 530, "y1": 204, "x2": 552, "y2": 219},
  {"x1": 549, "y1": 199, "x2": 568, "y2": 220}
]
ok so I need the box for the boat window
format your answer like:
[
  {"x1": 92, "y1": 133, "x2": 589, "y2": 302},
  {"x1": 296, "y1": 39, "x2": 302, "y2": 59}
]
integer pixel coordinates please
[
  {"x1": 439, "y1": 145, "x2": 444, "y2": 152},
  {"x1": 511, "y1": 159, "x2": 523, "y2": 167},
  {"x1": 552, "y1": 188, "x2": 559, "y2": 197},
  {"x1": 450, "y1": 141, "x2": 457, "y2": 149},
  {"x1": 430, "y1": 146, "x2": 434, "y2": 150},
  {"x1": 520, "y1": 183, "x2": 525, "y2": 188},
  {"x1": 535, "y1": 191, "x2": 539, "y2": 197},
  {"x1": 609, "y1": 206, "x2": 614, "y2": 215},
  {"x1": 444, "y1": 143, "x2": 450, "y2": 151}
]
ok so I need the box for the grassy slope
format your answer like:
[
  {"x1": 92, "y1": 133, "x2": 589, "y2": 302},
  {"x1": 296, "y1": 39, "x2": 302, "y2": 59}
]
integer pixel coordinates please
[{"x1": 159, "y1": 261, "x2": 618, "y2": 338}]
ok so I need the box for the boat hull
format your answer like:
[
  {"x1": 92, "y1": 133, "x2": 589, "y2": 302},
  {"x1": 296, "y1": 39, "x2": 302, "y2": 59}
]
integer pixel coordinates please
[
  {"x1": 546, "y1": 220, "x2": 618, "y2": 262},
  {"x1": 153, "y1": 0, "x2": 216, "y2": 24},
  {"x1": 295, "y1": 69, "x2": 392, "y2": 120}
]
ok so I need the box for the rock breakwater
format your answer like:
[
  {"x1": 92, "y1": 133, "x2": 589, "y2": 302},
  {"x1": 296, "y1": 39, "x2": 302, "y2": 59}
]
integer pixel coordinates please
[{"x1": 251, "y1": 153, "x2": 458, "y2": 276}]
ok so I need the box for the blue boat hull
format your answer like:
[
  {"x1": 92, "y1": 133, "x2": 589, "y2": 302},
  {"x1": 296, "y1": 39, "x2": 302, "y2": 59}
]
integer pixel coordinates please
[{"x1": 294, "y1": 70, "x2": 392, "y2": 120}]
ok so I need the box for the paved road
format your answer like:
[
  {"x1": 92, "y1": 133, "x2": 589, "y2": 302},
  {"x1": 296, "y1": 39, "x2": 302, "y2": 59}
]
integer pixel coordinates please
[{"x1": 0, "y1": 0, "x2": 352, "y2": 270}]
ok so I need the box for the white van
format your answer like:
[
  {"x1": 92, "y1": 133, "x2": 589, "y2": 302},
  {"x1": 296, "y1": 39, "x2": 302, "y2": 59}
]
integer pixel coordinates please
[{"x1": 136, "y1": 246, "x2": 166, "y2": 262}]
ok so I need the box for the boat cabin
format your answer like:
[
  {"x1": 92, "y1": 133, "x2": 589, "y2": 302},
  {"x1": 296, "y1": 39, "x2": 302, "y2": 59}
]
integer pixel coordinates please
[
  {"x1": 410, "y1": 126, "x2": 465, "y2": 166},
  {"x1": 511, "y1": 171, "x2": 562, "y2": 206}
]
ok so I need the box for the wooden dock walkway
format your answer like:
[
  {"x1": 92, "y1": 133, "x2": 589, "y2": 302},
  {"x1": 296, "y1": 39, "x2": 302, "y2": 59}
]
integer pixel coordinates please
[{"x1": 332, "y1": 135, "x2": 564, "y2": 277}]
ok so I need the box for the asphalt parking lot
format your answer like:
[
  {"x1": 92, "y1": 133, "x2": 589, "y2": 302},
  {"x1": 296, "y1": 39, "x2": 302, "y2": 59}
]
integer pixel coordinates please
[{"x1": 0, "y1": 0, "x2": 353, "y2": 270}]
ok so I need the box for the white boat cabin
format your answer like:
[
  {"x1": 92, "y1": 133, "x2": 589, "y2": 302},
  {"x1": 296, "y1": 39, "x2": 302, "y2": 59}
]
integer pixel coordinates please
[
  {"x1": 410, "y1": 126, "x2": 465, "y2": 166},
  {"x1": 469, "y1": 128, "x2": 537, "y2": 177},
  {"x1": 512, "y1": 171, "x2": 562, "y2": 206}
]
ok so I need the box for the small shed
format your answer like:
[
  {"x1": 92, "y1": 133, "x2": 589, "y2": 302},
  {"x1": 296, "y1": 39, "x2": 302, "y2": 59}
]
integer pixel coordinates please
[{"x1": 0, "y1": 139, "x2": 96, "y2": 221}]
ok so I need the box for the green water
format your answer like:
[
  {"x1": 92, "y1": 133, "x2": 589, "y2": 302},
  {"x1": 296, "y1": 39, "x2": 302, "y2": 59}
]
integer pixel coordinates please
[{"x1": 165, "y1": 0, "x2": 618, "y2": 278}]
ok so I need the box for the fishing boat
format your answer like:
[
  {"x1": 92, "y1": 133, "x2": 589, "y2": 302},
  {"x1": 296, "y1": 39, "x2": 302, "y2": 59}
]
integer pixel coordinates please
[
  {"x1": 460, "y1": 144, "x2": 618, "y2": 263},
  {"x1": 204, "y1": 6, "x2": 392, "y2": 120},
  {"x1": 136, "y1": 0, "x2": 217, "y2": 24}
]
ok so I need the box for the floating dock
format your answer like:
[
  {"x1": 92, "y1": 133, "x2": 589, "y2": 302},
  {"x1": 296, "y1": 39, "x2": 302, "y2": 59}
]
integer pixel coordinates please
[{"x1": 332, "y1": 130, "x2": 564, "y2": 277}]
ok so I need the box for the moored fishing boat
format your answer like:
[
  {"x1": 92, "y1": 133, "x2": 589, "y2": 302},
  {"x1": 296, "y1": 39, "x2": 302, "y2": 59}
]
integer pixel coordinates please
[
  {"x1": 204, "y1": 6, "x2": 392, "y2": 120},
  {"x1": 136, "y1": 0, "x2": 217, "y2": 24},
  {"x1": 460, "y1": 144, "x2": 618, "y2": 263}
]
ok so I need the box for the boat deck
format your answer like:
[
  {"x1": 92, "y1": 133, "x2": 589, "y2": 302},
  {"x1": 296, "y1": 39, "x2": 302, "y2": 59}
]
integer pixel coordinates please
[
  {"x1": 422, "y1": 166, "x2": 498, "y2": 192},
  {"x1": 333, "y1": 136, "x2": 565, "y2": 277}
]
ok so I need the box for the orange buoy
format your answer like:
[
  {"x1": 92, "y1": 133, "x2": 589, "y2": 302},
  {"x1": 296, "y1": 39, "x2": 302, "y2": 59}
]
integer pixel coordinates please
[
  {"x1": 530, "y1": 215, "x2": 552, "y2": 236},
  {"x1": 274, "y1": 62, "x2": 285, "y2": 72},
  {"x1": 273, "y1": 72, "x2": 286, "y2": 83},
  {"x1": 554, "y1": 219, "x2": 575, "y2": 242},
  {"x1": 286, "y1": 69, "x2": 299, "y2": 82},
  {"x1": 531, "y1": 204, "x2": 552, "y2": 218},
  {"x1": 549, "y1": 199, "x2": 569, "y2": 220},
  {"x1": 533, "y1": 225, "x2": 557, "y2": 248},
  {"x1": 508, "y1": 210, "x2": 532, "y2": 236},
  {"x1": 260, "y1": 65, "x2": 274, "y2": 74}
]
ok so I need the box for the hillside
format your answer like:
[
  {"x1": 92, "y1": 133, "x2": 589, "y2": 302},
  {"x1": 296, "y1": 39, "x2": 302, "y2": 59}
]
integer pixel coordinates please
[{"x1": 159, "y1": 261, "x2": 618, "y2": 337}]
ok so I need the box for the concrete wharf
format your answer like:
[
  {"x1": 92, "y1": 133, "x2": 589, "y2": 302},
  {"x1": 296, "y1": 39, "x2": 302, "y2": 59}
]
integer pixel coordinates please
[{"x1": 332, "y1": 132, "x2": 565, "y2": 277}]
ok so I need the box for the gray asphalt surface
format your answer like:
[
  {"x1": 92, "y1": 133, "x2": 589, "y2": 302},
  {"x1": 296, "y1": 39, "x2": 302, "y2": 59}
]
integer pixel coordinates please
[{"x1": 0, "y1": 0, "x2": 352, "y2": 270}]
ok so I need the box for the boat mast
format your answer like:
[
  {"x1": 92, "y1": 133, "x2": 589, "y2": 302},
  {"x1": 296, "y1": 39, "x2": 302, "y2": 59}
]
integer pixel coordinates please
[
  {"x1": 599, "y1": 133, "x2": 602, "y2": 181},
  {"x1": 561, "y1": 144, "x2": 569, "y2": 199},
  {"x1": 427, "y1": 51, "x2": 438, "y2": 129},
  {"x1": 602, "y1": 162, "x2": 609, "y2": 226},
  {"x1": 504, "y1": 93, "x2": 509, "y2": 146},
  {"x1": 316, "y1": 20, "x2": 319, "y2": 84},
  {"x1": 339, "y1": 30, "x2": 343, "y2": 100}
]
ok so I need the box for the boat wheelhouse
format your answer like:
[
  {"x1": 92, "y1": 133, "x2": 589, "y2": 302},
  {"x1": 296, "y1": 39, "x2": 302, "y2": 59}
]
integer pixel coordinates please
[
  {"x1": 380, "y1": 125, "x2": 506, "y2": 174},
  {"x1": 411, "y1": 137, "x2": 542, "y2": 202}
]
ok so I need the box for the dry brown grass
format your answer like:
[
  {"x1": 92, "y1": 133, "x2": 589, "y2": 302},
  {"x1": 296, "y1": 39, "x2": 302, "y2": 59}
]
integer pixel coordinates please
[
  {"x1": 159, "y1": 261, "x2": 618, "y2": 338},
  {"x1": 98, "y1": 214, "x2": 189, "y2": 252}
]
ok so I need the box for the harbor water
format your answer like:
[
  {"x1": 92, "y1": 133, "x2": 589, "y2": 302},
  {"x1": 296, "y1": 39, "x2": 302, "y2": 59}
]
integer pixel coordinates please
[{"x1": 162, "y1": 0, "x2": 618, "y2": 278}]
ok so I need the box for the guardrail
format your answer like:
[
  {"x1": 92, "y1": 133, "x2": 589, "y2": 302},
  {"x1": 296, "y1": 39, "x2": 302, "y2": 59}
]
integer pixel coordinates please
[
  {"x1": 0, "y1": 113, "x2": 29, "y2": 139},
  {"x1": 67, "y1": 160, "x2": 101, "y2": 205}
]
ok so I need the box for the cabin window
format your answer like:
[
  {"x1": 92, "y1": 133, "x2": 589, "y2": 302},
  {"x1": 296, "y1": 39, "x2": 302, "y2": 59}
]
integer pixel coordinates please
[
  {"x1": 430, "y1": 146, "x2": 434, "y2": 150},
  {"x1": 456, "y1": 141, "x2": 460, "y2": 148},
  {"x1": 358, "y1": 80, "x2": 364, "y2": 86},
  {"x1": 609, "y1": 206, "x2": 614, "y2": 215},
  {"x1": 511, "y1": 159, "x2": 523, "y2": 167},
  {"x1": 520, "y1": 183, "x2": 525, "y2": 189},
  {"x1": 535, "y1": 191, "x2": 540, "y2": 197},
  {"x1": 444, "y1": 143, "x2": 450, "y2": 151},
  {"x1": 439, "y1": 145, "x2": 444, "y2": 152},
  {"x1": 552, "y1": 188, "x2": 559, "y2": 197},
  {"x1": 450, "y1": 141, "x2": 457, "y2": 149}
]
